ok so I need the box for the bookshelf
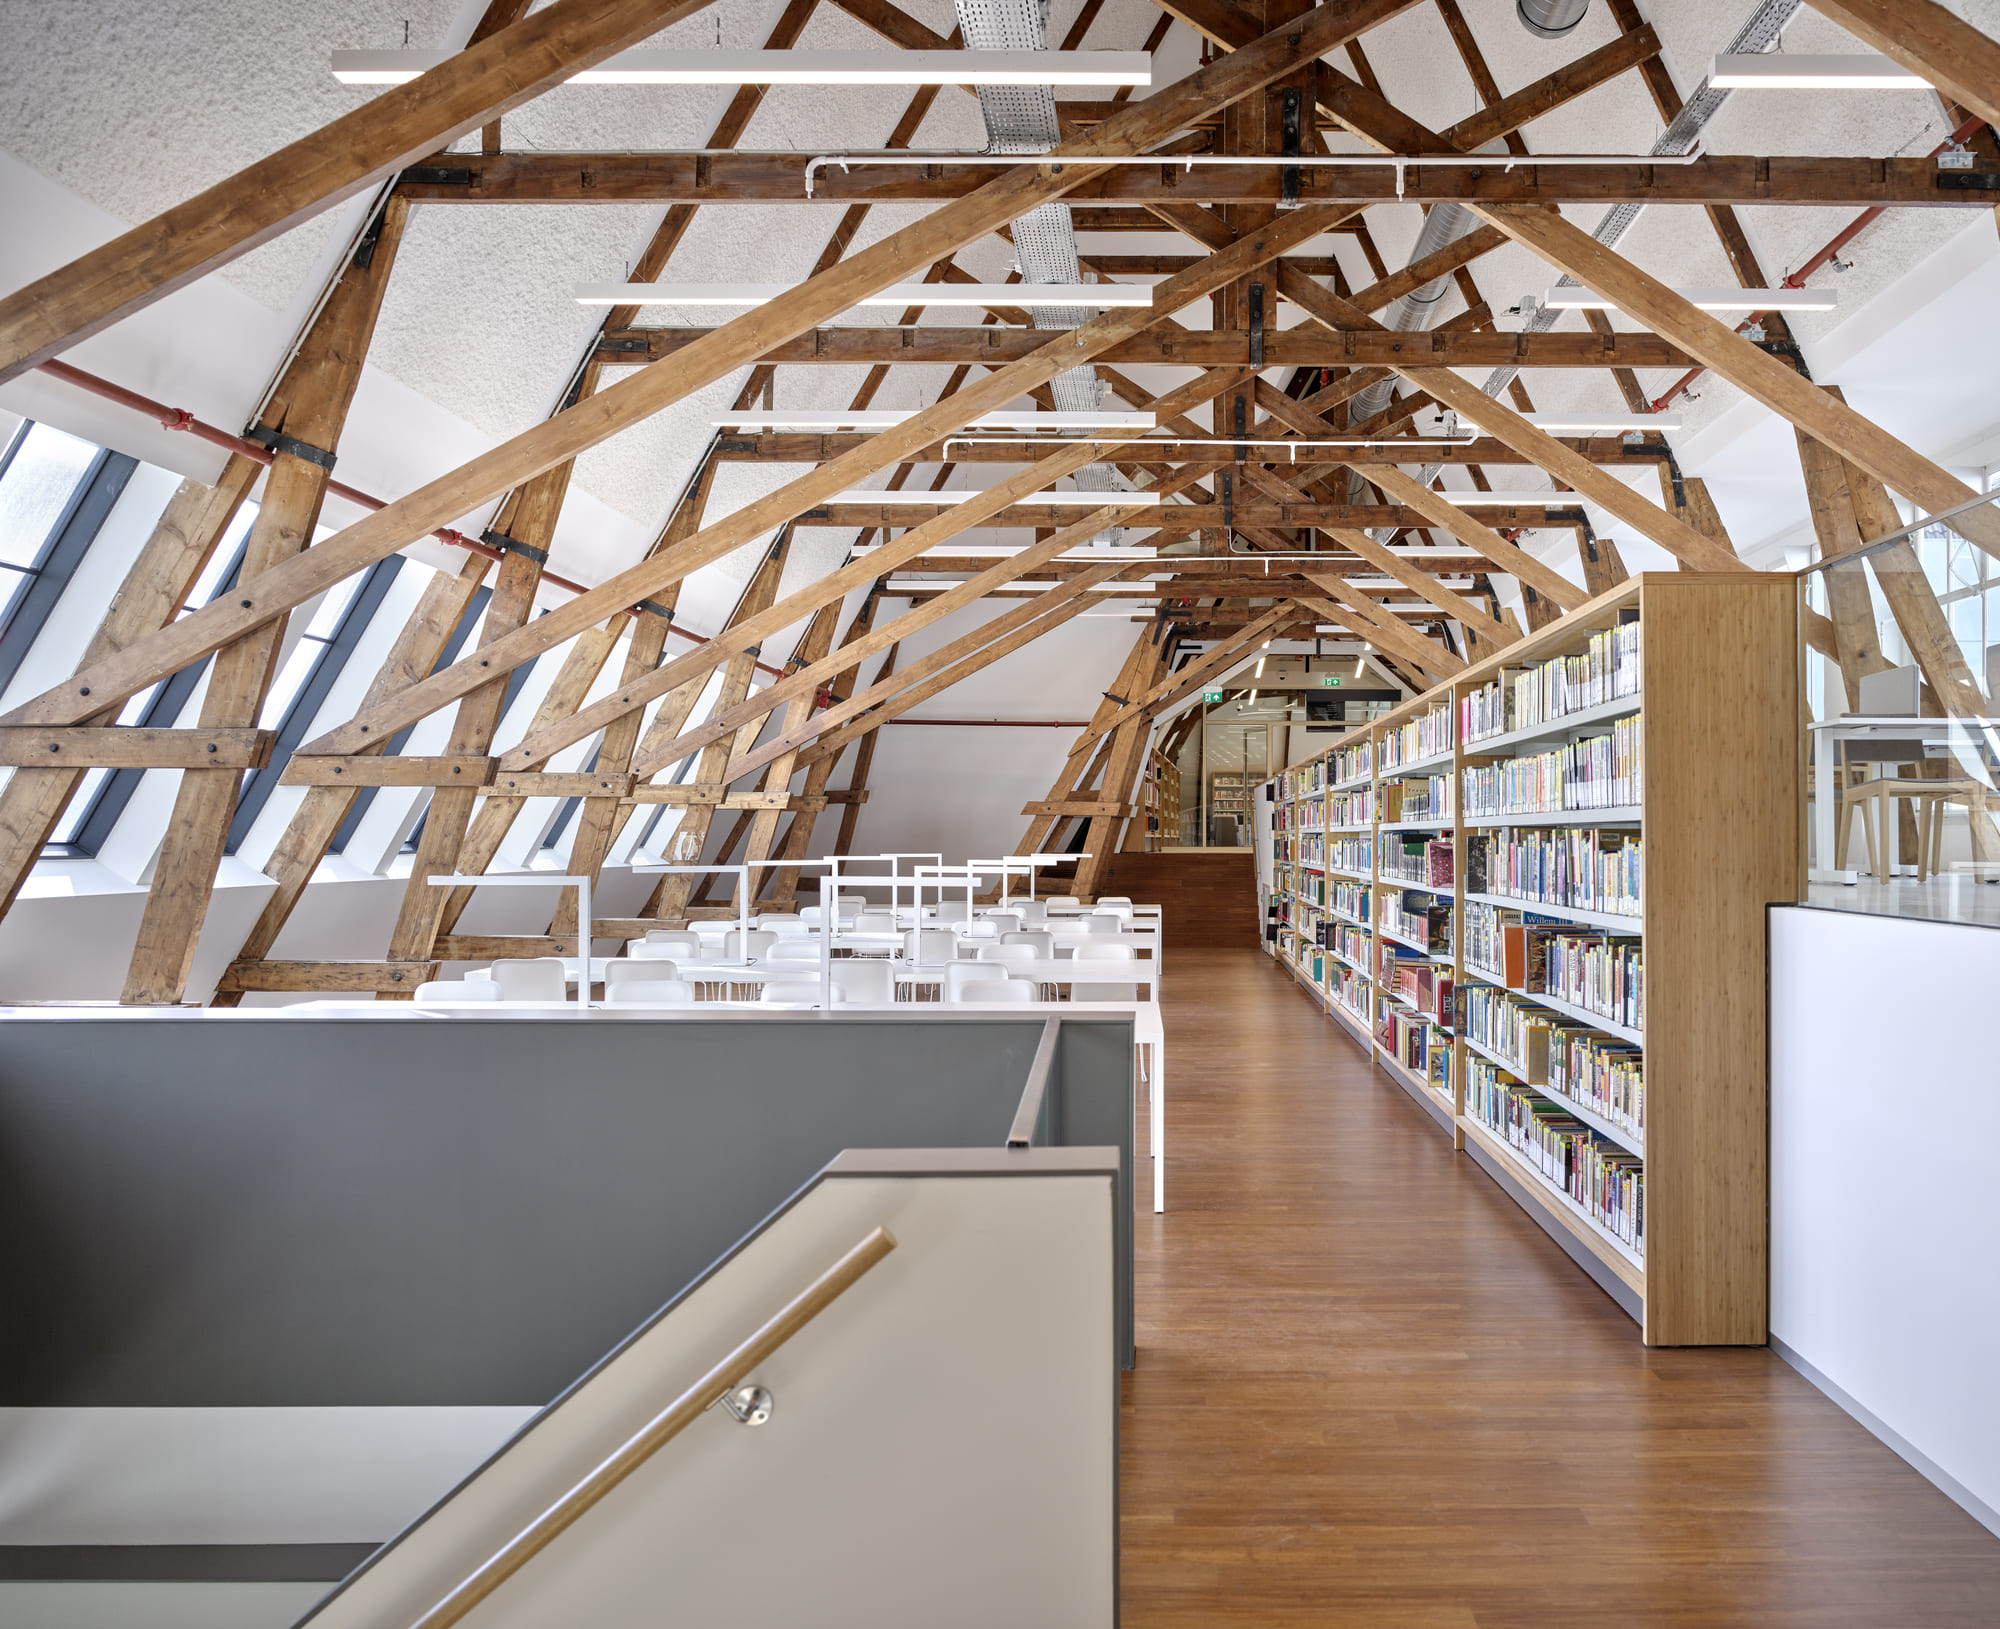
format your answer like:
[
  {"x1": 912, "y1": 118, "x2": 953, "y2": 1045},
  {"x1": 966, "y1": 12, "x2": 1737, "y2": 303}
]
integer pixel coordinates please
[
  {"x1": 1210, "y1": 771, "x2": 1253, "y2": 844},
  {"x1": 1131, "y1": 750, "x2": 1182, "y2": 852},
  {"x1": 1253, "y1": 574, "x2": 1797, "y2": 1346}
]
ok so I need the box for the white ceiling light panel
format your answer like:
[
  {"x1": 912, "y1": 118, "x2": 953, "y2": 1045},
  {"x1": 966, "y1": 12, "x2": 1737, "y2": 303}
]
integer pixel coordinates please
[{"x1": 333, "y1": 49, "x2": 1152, "y2": 86}]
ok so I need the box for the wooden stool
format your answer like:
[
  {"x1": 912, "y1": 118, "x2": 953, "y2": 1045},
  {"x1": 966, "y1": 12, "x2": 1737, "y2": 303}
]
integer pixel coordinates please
[{"x1": 1918, "y1": 779, "x2": 1998, "y2": 878}]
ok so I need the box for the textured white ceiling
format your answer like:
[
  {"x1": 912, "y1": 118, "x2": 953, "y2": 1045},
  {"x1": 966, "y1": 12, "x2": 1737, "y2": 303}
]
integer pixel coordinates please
[{"x1": 7, "y1": 0, "x2": 2000, "y2": 642}]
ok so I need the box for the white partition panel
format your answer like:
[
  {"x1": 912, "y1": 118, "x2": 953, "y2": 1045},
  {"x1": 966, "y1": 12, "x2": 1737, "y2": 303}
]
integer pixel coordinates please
[{"x1": 1769, "y1": 906, "x2": 2000, "y2": 1537}]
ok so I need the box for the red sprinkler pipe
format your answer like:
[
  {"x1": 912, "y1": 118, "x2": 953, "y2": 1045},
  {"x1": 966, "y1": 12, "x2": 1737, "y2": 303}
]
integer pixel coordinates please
[
  {"x1": 31, "y1": 359, "x2": 784, "y2": 677},
  {"x1": 1648, "y1": 116, "x2": 1989, "y2": 413}
]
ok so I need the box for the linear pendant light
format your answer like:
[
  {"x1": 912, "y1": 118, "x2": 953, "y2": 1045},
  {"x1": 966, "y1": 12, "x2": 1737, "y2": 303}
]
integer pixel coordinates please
[
  {"x1": 1706, "y1": 53, "x2": 1929, "y2": 90},
  {"x1": 332, "y1": 49, "x2": 1152, "y2": 86},
  {"x1": 1427, "y1": 492, "x2": 1589, "y2": 506},
  {"x1": 716, "y1": 410, "x2": 1154, "y2": 429},
  {"x1": 826, "y1": 489, "x2": 1162, "y2": 506},
  {"x1": 580, "y1": 282, "x2": 1151, "y2": 308},
  {"x1": 1543, "y1": 285, "x2": 1836, "y2": 312},
  {"x1": 1456, "y1": 411, "x2": 1683, "y2": 433}
]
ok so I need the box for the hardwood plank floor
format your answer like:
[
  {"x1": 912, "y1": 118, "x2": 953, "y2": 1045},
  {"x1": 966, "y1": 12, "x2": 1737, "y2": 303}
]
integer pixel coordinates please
[{"x1": 1123, "y1": 949, "x2": 2000, "y2": 1627}]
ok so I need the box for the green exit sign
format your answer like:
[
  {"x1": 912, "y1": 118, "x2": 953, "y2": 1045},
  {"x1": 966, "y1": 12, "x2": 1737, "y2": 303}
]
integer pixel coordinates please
[
  {"x1": 1322, "y1": 675, "x2": 1342, "y2": 687},
  {"x1": 1202, "y1": 689, "x2": 1224, "y2": 703}
]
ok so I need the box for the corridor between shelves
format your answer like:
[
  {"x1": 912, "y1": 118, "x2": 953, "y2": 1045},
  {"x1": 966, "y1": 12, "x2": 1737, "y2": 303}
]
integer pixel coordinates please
[{"x1": 1120, "y1": 948, "x2": 2000, "y2": 1626}]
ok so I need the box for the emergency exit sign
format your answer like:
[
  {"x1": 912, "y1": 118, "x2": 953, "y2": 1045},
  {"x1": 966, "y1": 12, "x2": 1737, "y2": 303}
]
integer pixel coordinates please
[
  {"x1": 1202, "y1": 689, "x2": 1224, "y2": 703},
  {"x1": 1321, "y1": 675, "x2": 1342, "y2": 687}
]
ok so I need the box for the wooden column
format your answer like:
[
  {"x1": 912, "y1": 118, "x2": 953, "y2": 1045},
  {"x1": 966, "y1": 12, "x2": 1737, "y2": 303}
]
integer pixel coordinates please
[{"x1": 122, "y1": 198, "x2": 412, "y2": 1004}]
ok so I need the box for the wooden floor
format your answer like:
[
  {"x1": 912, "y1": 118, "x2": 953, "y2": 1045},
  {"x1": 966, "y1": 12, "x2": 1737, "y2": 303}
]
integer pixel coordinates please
[{"x1": 1122, "y1": 949, "x2": 2000, "y2": 1627}]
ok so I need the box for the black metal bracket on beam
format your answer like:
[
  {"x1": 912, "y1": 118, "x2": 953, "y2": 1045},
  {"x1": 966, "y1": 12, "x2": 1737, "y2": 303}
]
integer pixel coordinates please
[
  {"x1": 1663, "y1": 448, "x2": 1689, "y2": 511},
  {"x1": 634, "y1": 599, "x2": 675, "y2": 622},
  {"x1": 1102, "y1": 692, "x2": 1130, "y2": 705},
  {"x1": 350, "y1": 204, "x2": 388, "y2": 270},
  {"x1": 481, "y1": 529, "x2": 549, "y2": 565},
  {"x1": 1936, "y1": 171, "x2": 2000, "y2": 191},
  {"x1": 1279, "y1": 87, "x2": 1302, "y2": 211},
  {"x1": 244, "y1": 425, "x2": 337, "y2": 472},
  {"x1": 1222, "y1": 469, "x2": 1235, "y2": 529},
  {"x1": 401, "y1": 166, "x2": 473, "y2": 187},
  {"x1": 595, "y1": 337, "x2": 649, "y2": 354},
  {"x1": 1247, "y1": 283, "x2": 1266, "y2": 369},
  {"x1": 1233, "y1": 396, "x2": 1247, "y2": 464}
]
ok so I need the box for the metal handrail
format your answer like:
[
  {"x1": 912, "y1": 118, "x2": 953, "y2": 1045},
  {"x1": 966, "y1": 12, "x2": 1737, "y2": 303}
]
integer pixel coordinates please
[
  {"x1": 1007, "y1": 1019, "x2": 1062, "y2": 1148},
  {"x1": 406, "y1": 1226, "x2": 898, "y2": 1629},
  {"x1": 1796, "y1": 486, "x2": 2000, "y2": 576}
]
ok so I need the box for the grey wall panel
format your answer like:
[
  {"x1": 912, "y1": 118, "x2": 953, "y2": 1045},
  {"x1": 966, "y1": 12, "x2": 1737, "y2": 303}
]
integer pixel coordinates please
[{"x1": 0, "y1": 1014, "x2": 1131, "y2": 1408}]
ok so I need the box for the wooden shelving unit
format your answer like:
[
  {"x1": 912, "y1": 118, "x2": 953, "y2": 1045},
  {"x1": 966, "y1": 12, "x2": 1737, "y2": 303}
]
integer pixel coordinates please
[{"x1": 1253, "y1": 574, "x2": 1798, "y2": 1346}]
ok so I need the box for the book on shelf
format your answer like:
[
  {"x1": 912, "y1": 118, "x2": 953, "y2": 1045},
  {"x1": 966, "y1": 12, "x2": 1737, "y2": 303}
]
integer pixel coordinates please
[
  {"x1": 1379, "y1": 699, "x2": 1454, "y2": 768},
  {"x1": 1460, "y1": 616, "x2": 1642, "y2": 746},
  {"x1": 1330, "y1": 835, "x2": 1373, "y2": 875},
  {"x1": 1383, "y1": 834, "x2": 1454, "y2": 890},
  {"x1": 1382, "y1": 890, "x2": 1454, "y2": 956},
  {"x1": 1379, "y1": 775, "x2": 1452, "y2": 823},
  {"x1": 1462, "y1": 715, "x2": 1642, "y2": 816},
  {"x1": 1466, "y1": 826, "x2": 1642, "y2": 919},
  {"x1": 1465, "y1": 1068, "x2": 1645, "y2": 1257},
  {"x1": 1463, "y1": 905, "x2": 1645, "y2": 1033}
]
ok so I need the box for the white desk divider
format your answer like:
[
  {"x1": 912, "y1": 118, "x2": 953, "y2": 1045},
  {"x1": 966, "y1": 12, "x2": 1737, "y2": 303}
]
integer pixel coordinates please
[
  {"x1": 427, "y1": 873, "x2": 593, "y2": 1010},
  {"x1": 626, "y1": 861, "x2": 756, "y2": 952}
]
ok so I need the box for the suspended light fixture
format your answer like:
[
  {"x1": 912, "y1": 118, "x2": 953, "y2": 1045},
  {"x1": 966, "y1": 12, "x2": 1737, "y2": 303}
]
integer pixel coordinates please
[
  {"x1": 715, "y1": 409, "x2": 1154, "y2": 430},
  {"x1": 1543, "y1": 285, "x2": 1837, "y2": 312},
  {"x1": 1706, "y1": 53, "x2": 1929, "y2": 90},
  {"x1": 584, "y1": 281, "x2": 1152, "y2": 308},
  {"x1": 1473, "y1": 411, "x2": 1685, "y2": 433},
  {"x1": 824, "y1": 489, "x2": 1162, "y2": 506},
  {"x1": 333, "y1": 49, "x2": 1153, "y2": 86},
  {"x1": 1422, "y1": 491, "x2": 1590, "y2": 506}
]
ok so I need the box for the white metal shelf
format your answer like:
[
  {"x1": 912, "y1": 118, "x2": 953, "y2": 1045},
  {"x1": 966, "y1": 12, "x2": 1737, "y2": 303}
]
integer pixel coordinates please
[
  {"x1": 1463, "y1": 806, "x2": 1643, "y2": 828},
  {"x1": 1461, "y1": 1033, "x2": 1644, "y2": 1154}
]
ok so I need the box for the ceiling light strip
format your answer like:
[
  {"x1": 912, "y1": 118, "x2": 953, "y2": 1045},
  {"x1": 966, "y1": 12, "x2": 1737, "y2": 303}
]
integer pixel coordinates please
[
  {"x1": 1543, "y1": 285, "x2": 1836, "y2": 312},
  {"x1": 333, "y1": 49, "x2": 1152, "y2": 87},
  {"x1": 1706, "y1": 53, "x2": 1930, "y2": 90},
  {"x1": 588, "y1": 282, "x2": 1152, "y2": 308}
]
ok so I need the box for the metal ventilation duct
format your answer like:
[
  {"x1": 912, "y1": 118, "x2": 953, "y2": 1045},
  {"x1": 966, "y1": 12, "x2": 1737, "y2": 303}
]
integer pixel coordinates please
[
  {"x1": 1517, "y1": 0, "x2": 1590, "y2": 40},
  {"x1": 954, "y1": 0, "x2": 1117, "y2": 504}
]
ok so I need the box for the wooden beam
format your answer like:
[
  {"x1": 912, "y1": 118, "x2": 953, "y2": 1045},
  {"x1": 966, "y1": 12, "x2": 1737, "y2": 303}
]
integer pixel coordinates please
[
  {"x1": 0, "y1": 455, "x2": 258, "y2": 920},
  {"x1": 210, "y1": 553, "x2": 492, "y2": 1006},
  {"x1": 290, "y1": 226, "x2": 1324, "y2": 766},
  {"x1": 1298, "y1": 576, "x2": 1464, "y2": 677},
  {"x1": 278, "y1": 754, "x2": 494, "y2": 787},
  {"x1": 0, "y1": 0, "x2": 724, "y2": 382},
  {"x1": 1470, "y1": 202, "x2": 2000, "y2": 563},
  {"x1": 725, "y1": 561, "x2": 1129, "y2": 785},
  {"x1": 1072, "y1": 607, "x2": 1297, "y2": 751},
  {"x1": 211, "y1": 960, "x2": 439, "y2": 995},
  {"x1": 713, "y1": 432, "x2": 1669, "y2": 466},
  {"x1": 6, "y1": 3, "x2": 1410, "y2": 734},
  {"x1": 1805, "y1": 0, "x2": 2000, "y2": 134},
  {"x1": 593, "y1": 326, "x2": 1695, "y2": 369},
  {"x1": 389, "y1": 151, "x2": 1985, "y2": 209},
  {"x1": 0, "y1": 727, "x2": 273, "y2": 769},
  {"x1": 122, "y1": 196, "x2": 413, "y2": 1005}
]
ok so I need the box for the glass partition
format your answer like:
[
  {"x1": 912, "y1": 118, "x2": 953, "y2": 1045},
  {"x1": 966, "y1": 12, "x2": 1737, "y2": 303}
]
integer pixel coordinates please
[{"x1": 1800, "y1": 488, "x2": 2000, "y2": 925}]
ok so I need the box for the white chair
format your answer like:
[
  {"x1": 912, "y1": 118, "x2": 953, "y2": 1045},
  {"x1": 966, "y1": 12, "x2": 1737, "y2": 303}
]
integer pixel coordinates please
[
  {"x1": 1011, "y1": 899, "x2": 1048, "y2": 923},
  {"x1": 1046, "y1": 896, "x2": 1086, "y2": 915},
  {"x1": 1002, "y1": 930, "x2": 1057, "y2": 959},
  {"x1": 957, "y1": 918, "x2": 998, "y2": 941},
  {"x1": 605, "y1": 978, "x2": 696, "y2": 1005},
  {"x1": 978, "y1": 942, "x2": 1040, "y2": 965},
  {"x1": 761, "y1": 980, "x2": 839, "y2": 1004},
  {"x1": 755, "y1": 912, "x2": 803, "y2": 928},
  {"x1": 982, "y1": 911, "x2": 1023, "y2": 937},
  {"x1": 604, "y1": 957, "x2": 677, "y2": 985},
  {"x1": 828, "y1": 958, "x2": 894, "y2": 1004},
  {"x1": 1098, "y1": 896, "x2": 1132, "y2": 908},
  {"x1": 631, "y1": 934, "x2": 700, "y2": 961},
  {"x1": 798, "y1": 905, "x2": 824, "y2": 925},
  {"x1": 903, "y1": 927, "x2": 959, "y2": 965},
  {"x1": 949, "y1": 975, "x2": 1034, "y2": 1003},
  {"x1": 1082, "y1": 912, "x2": 1124, "y2": 935},
  {"x1": 945, "y1": 959, "x2": 1017, "y2": 1001},
  {"x1": 489, "y1": 958, "x2": 568, "y2": 1002},
  {"x1": 853, "y1": 910, "x2": 897, "y2": 934},
  {"x1": 931, "y1": 897, "x2": 971, "y2": 923},
  {"x1": 769, "y1": 939, "x2": 823, "y2": 962},
  {"x1": 1071, "y1": 940, "x2": 1138, "y2": 1001},
  {"x1": 414, "y1": 979, "x2": 502, "y2": 1004},
  {"x1": 723, "y1": 929, "x2": 779, "y2": 960},
  {"x1": 1094, "y1": 903, "x2": 1134, "y2": 924}
]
